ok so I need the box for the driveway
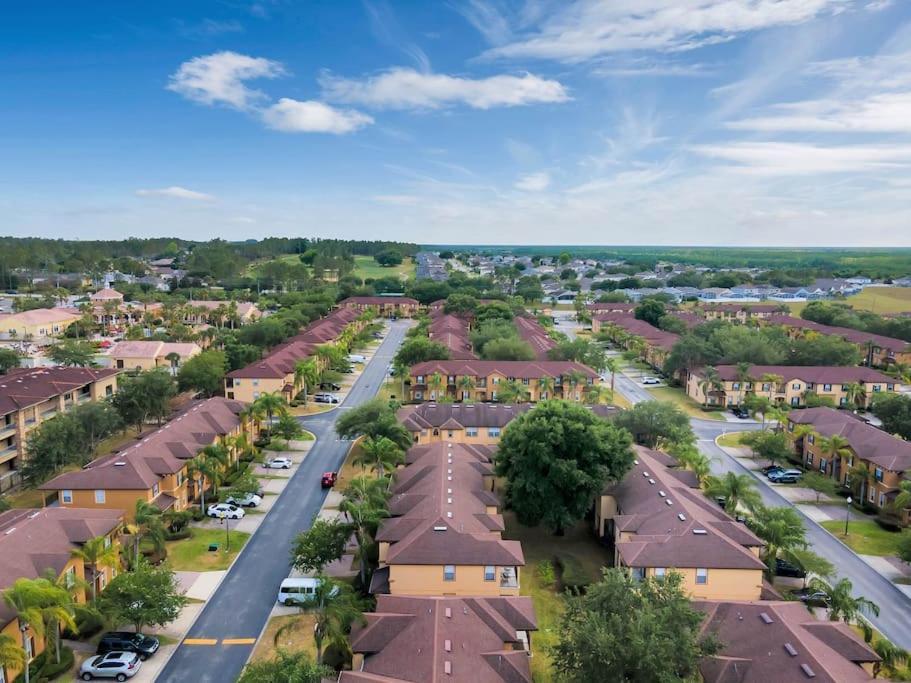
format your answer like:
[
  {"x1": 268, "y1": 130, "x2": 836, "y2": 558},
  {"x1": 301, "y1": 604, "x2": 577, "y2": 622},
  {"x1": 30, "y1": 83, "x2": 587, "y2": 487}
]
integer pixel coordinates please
[{"x1": 155, "y1": 320, "x2": 410, "y2": 683}]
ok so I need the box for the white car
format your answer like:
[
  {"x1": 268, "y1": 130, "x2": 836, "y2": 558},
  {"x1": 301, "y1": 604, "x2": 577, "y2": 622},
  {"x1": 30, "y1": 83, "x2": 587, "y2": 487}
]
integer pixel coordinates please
[
  {"x1": 79, "y1": 652, "x2": 142, "y2": 681},
  {"x1": 347, "y1": 354, "x2": 366, "y2": 363},
  {"x1": 641, "y1": 376, "x2": 662, "y2": 385},
  {"x1": 265, "y1": 456, "x2": 293, "y2": 469},
  {"x1": 313, "y1": 393, "x2": 340, "y2": 404},
  {"x1": 206, "y1": 503, "x2": 245, "y2": 520},
  {"x1": 225, "y1": 493, "x2": 263, "y2": 508}
]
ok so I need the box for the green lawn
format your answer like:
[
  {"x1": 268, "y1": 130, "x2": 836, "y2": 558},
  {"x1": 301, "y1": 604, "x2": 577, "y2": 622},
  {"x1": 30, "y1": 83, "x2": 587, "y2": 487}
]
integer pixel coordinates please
[
  {"x1": 352, "y1": 255, "x2": 415, "y2": 281},
  {"x1": 843, "y1": 287, "x2": 911, "y2": 314},
  {"x1": 820, "y1": 520, "x2": 904, "y2": 556},
  {"x1": 502, "y1": 512, "x2": 610, "y2": 682},
  {"x1": 716, "y1": 432, "x2": 748, "y2": 447},
  {"x1": 166, "y1": 527, "x2": 251, "y2": 571},
  {"x1": 645, "y1": 386, "x2": 726, "y2": 421}
]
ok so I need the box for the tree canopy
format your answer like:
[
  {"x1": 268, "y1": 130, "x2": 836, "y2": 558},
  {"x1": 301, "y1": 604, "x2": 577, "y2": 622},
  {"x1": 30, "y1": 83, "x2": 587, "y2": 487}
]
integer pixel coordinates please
[
  {"x1": 176, "y1": 349, "x2": 227, "y2": 397},
  {"x1": 99, "y1": 560, "x2": 186, "y2": 634},
  {"x1": 613, "y1": 401, "x2": 695, "y2": 450}
]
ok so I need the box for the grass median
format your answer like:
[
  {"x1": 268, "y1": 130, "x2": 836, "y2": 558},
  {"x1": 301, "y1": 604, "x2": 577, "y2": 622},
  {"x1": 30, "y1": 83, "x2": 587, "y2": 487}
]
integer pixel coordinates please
[
  {"x1": 820, "y1": 520, "x2": 903, "y2": 556},
  {"x1": 166, "y1": 527, "x2": 251, "y2": 571}
]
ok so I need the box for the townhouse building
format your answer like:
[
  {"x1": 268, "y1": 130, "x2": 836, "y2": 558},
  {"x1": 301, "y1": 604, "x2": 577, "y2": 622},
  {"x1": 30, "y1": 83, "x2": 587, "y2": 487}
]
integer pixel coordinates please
[
  {"x1": 586, "y1": 302, "x2": 637, "y2": 315},
  {"x1": 594, "y1": 446, "x2": 766, "y2": 600},
  {"x1": 0, "y1": 507, "x2": 123, "y2": 682},
  {"x1": 766, "y1": 315, "x2": 911, "y2": 367},
  {"x1": 591, "y1": 313, "x2": 680, "y2": 370},
  {"x1": 787, "y1": 407, "x2": 911, "y2": 521},
  {"x1": 40, "y1": 397, "x2": 253, "y2": 521},
  {"x1": 696, "y1": 600, "x2": 880, "y2": 682},
  {"x1": 183, "y1": 300, "x2": 261, "y2": 327},
  {"x1": 700, "y1": 303, "x2": 783, "y2": 322},
  {"x1": 372, "y1": 442, "x2": 524, "y2": 599},
  {"x1": 0, "y1": 307, "x2": 82, "y2": 340},
  {"x1": 427, "y1": 311, "x2": 476, "y2": 360},
  {"x1": 397, "y1": 401, "x2": 618, "y2": 446},
  {"x1": 105, "y1": 340, "x2": 201, "y2": 373},
  {"x1": 407, "y1": 360, "x2": 600, "y2": 403},
  {"x1": 340, "y1": 594, "x2": 537, "y2": 683},
  {"x1": 339, "y1": 296, "x2": 420, "y2": 318},
  {"x1": 686, "y1": 365, "x2": 898, "y2": 409},
  {"x1": 224, "y1": 306, "x2": 364, "y2": 404},
  {"x1": 512, "y1": 315, "x2": 556, "y2": 360},
  {"x1": 89, "y1": 288, "x2": 163, "y2": 330},
  {"x1": 0, "y1": 367, "x2": 119, "y2": 493}
]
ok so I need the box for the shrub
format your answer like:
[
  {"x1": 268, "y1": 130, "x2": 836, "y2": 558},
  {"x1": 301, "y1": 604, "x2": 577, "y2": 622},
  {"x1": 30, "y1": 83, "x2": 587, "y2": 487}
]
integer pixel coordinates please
[
  {"x1": 165, "y1": 529, "x2": 192, "y2": 541},
  {"x1": 555, "y1": 553, "x2": 591, "y2": 592},
  {"x1": 876, "y1": 511, "x2": 903, "y2": 532},
  {"x1": 39, "y1": 646, "x2": 74, "y2": 680},
  {"x1": 64, "y1": 605, "x2": 104, "y2": 639},
  {"x1": 190, "y1": 507, "x2": 205, "y2": 522},
  {"x1": 536, "y1": 560, "x2": 556, "y2": 588}
]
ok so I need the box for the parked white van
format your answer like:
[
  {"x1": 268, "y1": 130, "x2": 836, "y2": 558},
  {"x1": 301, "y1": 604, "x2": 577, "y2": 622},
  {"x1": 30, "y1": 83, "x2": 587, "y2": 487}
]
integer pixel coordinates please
[
  {"x1": 347, "y1": 354, "x2": 366, "y2": 363},
  {"x1": 277, "y1": 577, "x2": 321, "y2": 606}
]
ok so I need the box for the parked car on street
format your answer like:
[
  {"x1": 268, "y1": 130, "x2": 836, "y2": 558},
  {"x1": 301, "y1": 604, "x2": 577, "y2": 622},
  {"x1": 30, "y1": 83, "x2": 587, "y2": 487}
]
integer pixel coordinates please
[
  {"x1": 768, "y1": 469, "x2": 802, "y2": 483},
  {"x1": 321, "y1": 471, "x2": 338, "y2": 488},
  {"x1": 314, "y1": 393, "x2": 340, "y2": 404},
  {"x1": 730, "y1": 406, "x2": 750, "y2": 418},
  {"x1": 97, "y1": 632, "x2": 160, "y2": 660},
  {"x1": 792, "y1": 588, "x2": 829, "y2": 607},
  {"x1": 265, "y1": 456, "x2": 293, "y2": 469},
  {"x1": 775, "y1": 558, "x2": 807, "y2": 579},
  {"x1": 80, "y1": 652, "x2": 142, "y2": 681},
  {"x1": 347, "y1": 354, "x2": 366, "y2": 363},
  {"x1": 277, "y1": 576, "x2": 337, "y2": 606},
  {"x1": 225, "y1": 493, "x2": 262, "y2": 508},
  {"x1": 760, "y1": 465, "x2": 785, "y2": 475},
  {"x1": 641, "y1": 376, "x2": 661, "y2": 385},
  {"x1": 206, "y1": 503, "x2": 245, "y2": 519}
]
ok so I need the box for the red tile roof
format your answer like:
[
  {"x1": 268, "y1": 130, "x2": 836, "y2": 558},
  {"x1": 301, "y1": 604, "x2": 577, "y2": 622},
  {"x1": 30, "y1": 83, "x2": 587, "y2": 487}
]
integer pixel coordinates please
[
  {"x1": 0, "y1": 366, "x2": 119, "y2": 416},
  {"x1": 341, "y1": 296, "x2": 419, "y2": 306},
  {"x1": 769, "y1": 316, "x2": 911, "y2": 354},
  {"x1": 409, "y1": 360, "x2": 598, "y2": 380}
]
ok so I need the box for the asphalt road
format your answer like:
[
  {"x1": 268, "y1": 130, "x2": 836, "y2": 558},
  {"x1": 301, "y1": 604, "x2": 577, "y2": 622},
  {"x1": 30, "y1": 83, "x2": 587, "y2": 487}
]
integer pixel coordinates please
[{"x1": 156, "y1": 320, "x2": 410, "y2": 683}]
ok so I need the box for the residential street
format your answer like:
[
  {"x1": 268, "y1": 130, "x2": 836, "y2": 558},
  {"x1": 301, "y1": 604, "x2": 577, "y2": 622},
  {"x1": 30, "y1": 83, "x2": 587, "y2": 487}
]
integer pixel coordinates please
[{"x1": 156, "y1": 320, "x2": 410, "y2": 683}]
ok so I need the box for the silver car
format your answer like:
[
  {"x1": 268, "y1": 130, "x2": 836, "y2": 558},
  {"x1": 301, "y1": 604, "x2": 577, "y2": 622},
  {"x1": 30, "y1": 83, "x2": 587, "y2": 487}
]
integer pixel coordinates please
[{"x1": 79, "y1": 652, "x2": 142, "y2": 681}]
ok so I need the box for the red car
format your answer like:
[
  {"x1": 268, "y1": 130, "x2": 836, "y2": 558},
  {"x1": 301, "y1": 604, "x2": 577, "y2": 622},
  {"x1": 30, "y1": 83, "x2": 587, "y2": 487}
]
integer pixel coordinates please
[{"x1": 321, "y1": 472, "x2": 338, "y2": 489}]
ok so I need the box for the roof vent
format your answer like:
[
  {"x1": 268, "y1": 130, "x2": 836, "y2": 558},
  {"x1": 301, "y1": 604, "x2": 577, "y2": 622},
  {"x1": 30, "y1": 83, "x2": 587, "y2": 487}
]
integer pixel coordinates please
[
  {"x1": 447, "y1": 476, "x2": 452, "y2": 481},
  {"x1": 444, "y1": 661, "x2": 452, "y2": 675},
  {"x1": 693, "y1": 528, "x2": 707, "y2": 535},
  {"x1": 433, "y1": 525, "x2": 447, "y2": 532},
  {"x1": 784, "y1": 643, "x2": 798, "y2": 657},
  {"x1": 759, "y1": 612, "x2": 773, "y2": 624},
  {"x1": 648, "y1": 479, "x2": 655, "y2": 485},
  {"x1": 447, "y1": 512, "x2": 453, "y2": 518},
  {"x1": 659, "y1": 490, "x2": 666, "y2": 497},
  {"x1": 665, "y1": 499, "x2": 673, "y2": 505},
  {"x1": 677, "y1": 513, "x2": 686, "y2": 521},
  {"x1": 800, "y1": 663, "x2": 816, "y2": 678},
  {"x1": 447, "y1": 488, "x2": 452, "y2": 494},
  {"x1": 444, "y1": 639, "x2": 452, "y2": 652},
  {"x1": 114, "y1": 462, "x2": 126, "y2": 467},
  {"x1": 445, "y1": 607, "x2": 452, "y2": 618}
]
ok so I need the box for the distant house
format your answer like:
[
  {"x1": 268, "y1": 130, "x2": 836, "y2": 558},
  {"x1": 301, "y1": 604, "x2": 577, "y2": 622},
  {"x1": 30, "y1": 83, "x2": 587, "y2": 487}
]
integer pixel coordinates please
[
  {"x1": 339, "y1": 296, "x2": 420, "y2": 318},
  {"x1": 105, "y1": 340, "x2": 201, "y2": 373},
  {"x1": 0, "y1": 307, "x2": 82, "y2": 340},
  {"x1": 185, "y1": 300, "x2": 261, "y2": 327}
]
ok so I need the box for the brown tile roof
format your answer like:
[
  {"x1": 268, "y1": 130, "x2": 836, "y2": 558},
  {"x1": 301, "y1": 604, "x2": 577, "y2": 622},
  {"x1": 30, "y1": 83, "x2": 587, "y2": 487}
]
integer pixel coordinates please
[
  {"x1": 702, "y1": 304, "x2": 782, "y2": 313},
  {"x1": 512, "y1": 316, "x2": 556, "y2": 360},
  {"x1": 397, "y1": 402, "x2": 618, "y2": 432},
  {"x1": 0, "y1": 507, "x2": 123, "y2": 624},
  {"x1": 107, "y1": 341, "x2": 200, "y2": 359},
  {"x1": 594, "y1": 313, "x2": 681, "y2": 351},
  {"x1": 768, "y1": 315, "x2": 911, "y2": 354},
  {"x1": 41, "y1": 396, "x2": 245, "y2": 491},
  {"x1": 698, "y1": 365, "x2": 896, "y2": 385},
  {"x1": 340, "y1": 594, "x2": 536, "y2": 683},
  {"x1": 789, "y1": 407, "x2": 911, "y2": 472},
  {"x1": 0, "y1": 307, "x2": 81, "y2": 326},
  {"x1": 187, "y1": 300, "x2": 258, "y2": 317},
  {"x1": 607, "y1": 447, "x2": 765, "y2": 571},
  {"x1": 341, "y1": 296, "x2": 419, "y2": 306},
  {"x1": 0, "y1": 366, "x2": 119, "y2": 417},
  {"x1": 696, "y1": 600, "x2": 878, "y2": 682},
  {"x1": 409, "y1": 360, "x2": 599, "y2": 380},
  {"x1": 428, "y1": 311, "x2": 476, "y2": 360}
]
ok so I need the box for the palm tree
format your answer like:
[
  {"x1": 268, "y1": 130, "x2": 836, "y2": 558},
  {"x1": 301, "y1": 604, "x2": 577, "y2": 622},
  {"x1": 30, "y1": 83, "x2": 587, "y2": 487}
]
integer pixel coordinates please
[
  {"x1": 761, "y1": 372, "x2": 783, "y2": 403},
  {"x1": 2, "y1": 578, "x2": 44, "y2": 683},
  {"x1": 164, "y1": 351, "x2": 181, "y2": 376},
  {"x1": 765, "y1": 404, "x2": 791, "y2": 432},
  {"x1": 819, "y1": 434, "x2": 852, "y2": 479},
  {"x1": 891, "y1": 362, "x2": 911, "y2": 385},
  {"x1": 889, "y1": 478, "x2": 911, "y2": 516},
  {"x1": 567, "y1": 370, "x2": 587, "y2": 400},
  {"x1": 35, "y1": 580, "x2": 77, "y2": 666},
  {"x1": 583, "y1": 384, "x2": 610, "y2": 405},
  {"x1": 847, "y1": 461, "x2": 872, "y2": 501},
  {"x1": 69, "y1": 536, "x2": 119, "y2": 602},
  {"x1": 456, "y1": 375, "x2": 476, "y2": 402},
  {"x1": 355, "y1": 436, "x2": 404, "y2": 479},
  {"x1": 288, "y1": 576, "x2": 364, "y2": 665},
  {"x1": 187, "y1": 456, "x2": 218, "y2": 512},
  {"x1": 199, "y1": 444, "x2": 228, "y2": 494},
  {"x1": 671, "y1": 445, "x2": 713, "y2": 485},
  {"x1": 294, "y1": 359, "x2": 319, "y2": 405},
  {"x1": 699, "y1": 366, "x2": 723, "y2": 408},
  {"x1": 750, "y1": 504, "x2": 808, "y2": 577},
  {"x1": 603, "y1": 357, "x2": 620, "y2": 395},
  {"x1": 843, "y1": 382, "x2": 866, "y2": 410},
  {"x1": 427, "y1": 372, "x2": 446, "y2": 400},
  {"x1": 0, "y1": 634, "x2": 26, "y2": 681},
  {"x1": 809, "y1": 577, "x2": 880, "y2": 625},
  {"x1": 703, "y1": 472, "x2": 762, "y2": 515},
  {"x1": 253, "y1": 392, "x2": 287, "y2": 430},
  {"x1": 873, "y1": 639, "x2": 908, "y2": 679},
  {"x1": 735, "y1": 362, "x2": 752, "y2": 405},
  {"x1": 340, "y1": 476, "x2": 388, "y2": 586},
  {"x1": 537, "y1": 375, "x2": 554, "y2": 400},
  {"x1": 131, "y1": 500, "x2": 165, "y2": 566},
  {"x1": 499, "y1": 379, "x2": 530, "y2": 404}
]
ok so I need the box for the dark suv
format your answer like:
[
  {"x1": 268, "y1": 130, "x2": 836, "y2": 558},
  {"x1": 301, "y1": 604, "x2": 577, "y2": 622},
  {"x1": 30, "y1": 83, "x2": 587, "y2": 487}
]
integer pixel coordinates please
[{"x1": 97, "y1": 632, "x2": 160, "y2": 660}]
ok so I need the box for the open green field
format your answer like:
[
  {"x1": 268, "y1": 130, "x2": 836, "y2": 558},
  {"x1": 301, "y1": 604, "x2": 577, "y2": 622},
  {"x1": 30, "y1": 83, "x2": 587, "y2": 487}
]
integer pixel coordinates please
[
  {"x1": 352, "y1": 255, "x2": 414, "y2": 281},
  {"x1": 820, "y1": 520, "x2": 904, "y2": 556},
  {"x1": 844, "y1": 287, "x2": 911, "y2": 314},
  {"x1": 244, "y1": 253, "x2": 302, "y2": 277},
  {"x1": 646, "y1": 386, "x2": 726, "y2": 421}
]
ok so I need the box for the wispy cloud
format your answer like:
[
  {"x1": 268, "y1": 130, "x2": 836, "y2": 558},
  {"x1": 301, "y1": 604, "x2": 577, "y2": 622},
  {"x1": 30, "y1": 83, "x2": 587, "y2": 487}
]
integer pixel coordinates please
[
  {"x1": 136, "y1": 186, "x2": 215, "y2": 201},
  {"x1": 727, "y1": 92, "x2": 911, "y2": 132},
  {"x1": 515, "y1": 171, "x2": 551, "y2": 191},
  {"x1": 167, "y1": 51, "x2": 284, "y2": 109},
  {"x1": 261, "y1": 98, "x2": 374, "y2": 134},
  {"x1": 689, "y1": 141, "x2": 911, "y2": 174},
  {"x1": 176, "y1": 18, "x2": 244, "y2": 39},
  {"x1": 363, "y1": 0, "x2": 431, "y2": 72},
  {"x1": 480, "y1": 0, "x2": 853, "y2": 63},
  {"x1": 320, "y1": 67, "x2": 569, "y2": 109},
  {"x1": 450, "y1": 0, "x2": 513, "y2": 45}
]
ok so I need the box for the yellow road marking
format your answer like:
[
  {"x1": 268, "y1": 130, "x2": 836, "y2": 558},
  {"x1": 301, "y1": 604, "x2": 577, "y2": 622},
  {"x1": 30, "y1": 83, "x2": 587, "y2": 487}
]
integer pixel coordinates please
[
  {"x1": 183, "y1": 638, "x2": 217, "y2": 646},
  {"x1": 222, "y1": 638, "x2": 256, "y2": 645}
]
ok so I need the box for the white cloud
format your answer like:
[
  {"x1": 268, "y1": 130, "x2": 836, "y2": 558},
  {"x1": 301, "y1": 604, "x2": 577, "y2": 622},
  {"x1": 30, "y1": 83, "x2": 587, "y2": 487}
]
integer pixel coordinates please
[
  {"x1": 176, "y1": 19, "x2": 244, "y2": 38},
  {"x1": 261, "y1": 98, "x2": 373, "y2": 134},
  {"x1": 135, "y1": 186, "x2": 215, "y2": 201},
  {"x1": 320, "y1": 68, "x2": 569, "y2": 109},
  {"x1": 690, "y1": 141, "x2": 911, "y2": 174},
  {"x1": 482, "y1": 0, "x2": 852, "y2": 63},
  {"x1": 515, "y1": 172, "x2": 551, "y2": 191},
  {"x1": 167, "y1": 51, "x2": 285, "y2": 109},
  {"x1": 451, "y1": 0, "x2": 513, "y2": 45},
  {"x1": 728, "y1": 92, "x2": 911, "y2": 132},
  {"x1": 866, "y1": 0, "x2": 893, "y2": 10}
]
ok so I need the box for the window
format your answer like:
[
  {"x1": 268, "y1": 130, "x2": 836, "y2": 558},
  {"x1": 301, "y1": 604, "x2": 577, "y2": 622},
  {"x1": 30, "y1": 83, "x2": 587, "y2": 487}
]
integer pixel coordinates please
[
  {"x1": 869, "y1": 487, "x2": 875, "y2": 503},
  {"x1": 762, "y1": 383, "x2": 771, "y2": 391},
  {"x1": 94, "y1": 490, "x2": 106, "y2": 504},
  {"x1": 874, "y1": 468, "x2": 884, "y2": 482},
  {"x1": 808, "y1": 434, "x2": 815, "y2": 444},
  {"x1": 792, "y1": 383, "x2": 801, "y2": 390},
  {"x1": 64, "y1": 566, "x2": 76, "y2": 589},
  {"x1": 696, "y1": 568, "x2": 708, "y2": 585},
  {"x1": 488, "y1": 427, "x2": 500, "y2": 438},
  {"x1": 840, "y1": 396, "x2": 847, "y2": 405},
  {"x1": 654, "y1": 567, "x2": 666, "y2": 580},
  {"x1": 522, "y1": 378, "x2": 529, "y2": 385},
  {"x1": 444, "y1": 565, "x2": 456, "y2": 581},
  {"x1": 252, "y1": 380, "x2": 259, "y2": 387},
  {"x1": 630, "y1": 567, "x2": 645, "y2": 581},
  {"x1": 465, "y1": 427, "x2": 478, "y2": 437},
  {"x1": 253, "y1": 392, "x2": 260, "y2": 399},
  {"x1": 788, "y1": 422, "x2": 794, "y2": 432},
  {"x1": 484, "y1": 566, "x2": 495, "y2": 581},
  {"x1": 807, "y1": 453, "x2": 814, "y2": 465},
  {"x1": 732, "y1": 382, "x2": 740, "y2": 390},
  {"x1": 819, "y1": 459, "x2": 827, "y2": 474},
  {"x1": 152, "y1": 483, "x2": 160, "y2": 497},
  {"x1": 416, "y1": 375, "x2": 424, "y2": 384},
  {"x1": 823, "y1": 384, "x2": 832, "y2": 392},
  {"x1": 62, "y1": 490, "x2": 73, "y2": 504},
  {"x1": 879, "y1": 493, "x2": 886, "y2": 508},
  {"x1": 873, "y1": 385, "x2": 882, "y2": 392}
]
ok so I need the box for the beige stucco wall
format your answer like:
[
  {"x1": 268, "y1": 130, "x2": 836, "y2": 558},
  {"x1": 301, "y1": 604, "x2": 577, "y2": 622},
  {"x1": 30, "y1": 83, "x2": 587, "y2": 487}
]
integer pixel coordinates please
[{"x1": 388, "y1": 564, "x2": 520, "y2": 597}]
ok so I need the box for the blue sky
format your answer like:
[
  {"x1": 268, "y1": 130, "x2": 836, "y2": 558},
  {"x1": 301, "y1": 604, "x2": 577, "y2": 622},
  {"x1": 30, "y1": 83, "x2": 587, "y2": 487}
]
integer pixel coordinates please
[{"x1": 1, "y1": 0, "x2": 910, "y2": 246}]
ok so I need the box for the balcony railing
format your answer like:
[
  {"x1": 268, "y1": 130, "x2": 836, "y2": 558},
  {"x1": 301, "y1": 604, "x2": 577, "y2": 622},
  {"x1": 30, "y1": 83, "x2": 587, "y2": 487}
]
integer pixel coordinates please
[
  {"x1": 0, "y1": 445, "x2": 18, "y2": 464},
  {"x1": 499, "y1": 567, "x2": 519, "y2": 589}
]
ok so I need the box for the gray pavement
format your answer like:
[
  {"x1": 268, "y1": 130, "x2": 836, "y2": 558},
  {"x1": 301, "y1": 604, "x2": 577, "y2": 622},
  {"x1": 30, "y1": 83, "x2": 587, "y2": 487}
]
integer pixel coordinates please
[{"x1": 155, "y1": 320, "x2": 410, "y2": 683}]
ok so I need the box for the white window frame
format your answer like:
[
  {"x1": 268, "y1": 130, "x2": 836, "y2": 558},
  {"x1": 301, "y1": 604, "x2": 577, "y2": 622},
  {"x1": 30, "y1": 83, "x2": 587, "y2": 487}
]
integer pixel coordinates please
[
  {"x1": 696, "y1": 568, "x2": 708, "y2": 585},
  {"x1": 62, "y1": 490, "x2": 73, "y2": 504},
  {"x1": 484, "y1": 565, "x2": 495, "y2": 581},
  {"x1": 654, "y1": 567, "x2": 666, "y2": 579},
  {"x1": 94, "y1": 490, "x2": 106, "y2": 504},
  {"x1": 444, "y1": 565, "x2": 456, "y2": 582}
]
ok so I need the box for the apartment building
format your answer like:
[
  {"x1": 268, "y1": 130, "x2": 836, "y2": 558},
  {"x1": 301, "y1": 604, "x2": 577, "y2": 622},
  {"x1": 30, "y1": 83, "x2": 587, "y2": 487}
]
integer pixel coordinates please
[
  {"x1": 105, "y1": 341, "x2": 201, "y2": 373},
  {"x1": 40, "y1": 397, "x2": 252, "y2": 521},
  {"x1": 428, "y1": 310, "x2": 476, "y2": 360},
  {"x1": 591, "y1": 313, "x2": 680, "y2": 370},
  {"x1": 696, "y1": 600, "x2": 880, "y2": 682},
  {"x1": 89, "y1": 288, "x2": 163, "y2": 330},
  {"x1": 700, "y1": 303, "x2": 782, "y2": 322},
  {"x1": 0, "y1": 307, "x2": 82, "y2": 340},
  {"x1": 767, "y1": 315, "x2": 911, "y2": 367},
  {"x1": 0, "y1": 367, "x2": 119, "y2": 493},
  {"x1": 340, "y1": 594, "x2": 537, "y2": 683},
  {"x1": 0, "y1": 507, "x2": 123, "y2": 682},
  {"x1": 184, "y1": 300, "x2": 261, "y2": 327},
  {"x1": 408, "y1": 360, "x2": 600, "y2": 403},
  {"x1": 586, "y1": 302, "x2": 637, "y2": 314},
  {"x1": 340, "y1": 296, "x2": 420, "y2": 318},
  {"x1": 398, "y1": 401, "x2": 618, "y2": 446},
  {"x1": 594, "y1": 446, "x2": 766, "y2": 600},
  {"x1": 788, "y1": 407, "x2": 911, "y2": 521},
  {"x1": 224, "y1": 306, "x2": 363, "y2": 403},
  {"x1": 512, "y1": 315, "x2": 557, "y2": 360},
  {"x1": 686, "y1": 365, "x2": 898, "y2": 409},
  {"x1": 372, "y1": 442, "x2": 524, "y2": 598}
]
